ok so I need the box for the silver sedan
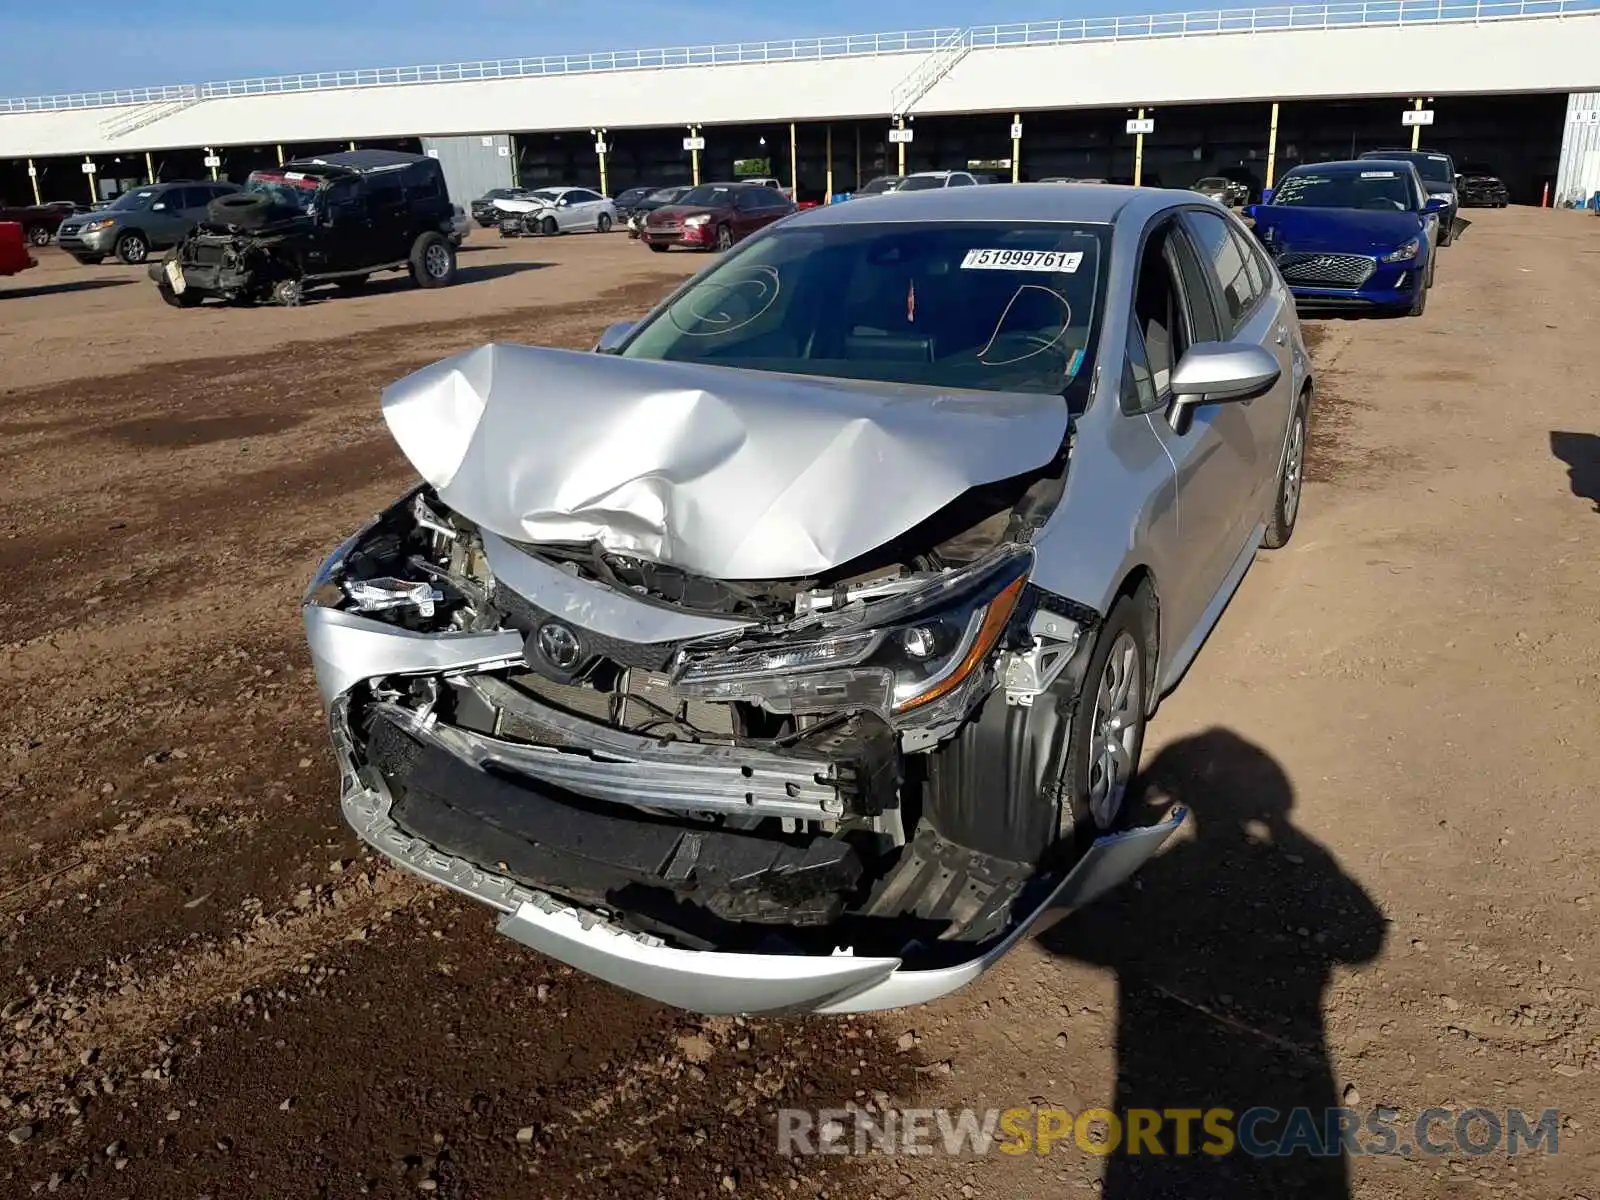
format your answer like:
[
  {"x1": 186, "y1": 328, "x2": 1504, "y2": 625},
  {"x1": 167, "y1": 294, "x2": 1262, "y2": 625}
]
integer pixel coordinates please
[{"x1": 305, "y1": 183, "x2": 1312, "y2": 1015}]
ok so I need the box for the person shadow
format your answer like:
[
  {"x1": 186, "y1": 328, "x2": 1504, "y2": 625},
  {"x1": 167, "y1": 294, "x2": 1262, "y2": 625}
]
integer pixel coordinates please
[
  {"x1": 1038, "y1": 727, "x2": 1386, "y2": 1199},
  {"x1": 1550, "y1": 431, "x2": 1600, "y2": 512}
]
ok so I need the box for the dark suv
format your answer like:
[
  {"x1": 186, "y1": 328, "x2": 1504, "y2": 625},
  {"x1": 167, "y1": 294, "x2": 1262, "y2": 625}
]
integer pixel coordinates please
[
  {"x1": 57, "y1": 181, "x2": 241, "y2": 265},
  {"x1": 152, "y1": 150, "x2": 458, "y2": 307}
]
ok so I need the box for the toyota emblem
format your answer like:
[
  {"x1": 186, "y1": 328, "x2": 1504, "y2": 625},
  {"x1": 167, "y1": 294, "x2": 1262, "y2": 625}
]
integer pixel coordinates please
[{"x1": 536, "y1": 622, "x2": 583, "y2": 671}]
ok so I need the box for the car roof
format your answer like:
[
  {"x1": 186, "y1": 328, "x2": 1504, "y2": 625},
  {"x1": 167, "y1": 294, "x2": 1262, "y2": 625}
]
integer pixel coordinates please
[
  {"x1": 1285, "y1": 158, "x2": 1419, "y2": 173},
  {"x1": 785, "y1": 181, "x2": 1166, "y2": 229},
  {"x1": 1362, "y1": 148, "x2": 1453, "y2": 161}
]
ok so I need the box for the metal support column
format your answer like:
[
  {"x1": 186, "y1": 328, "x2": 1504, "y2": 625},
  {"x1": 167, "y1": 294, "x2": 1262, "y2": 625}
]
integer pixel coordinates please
[
  {"x1": 689, "y1": 124, "x2": 701, "y2": 186},
  {"x1": 1265, "y1": 101, "x2": 1280, "y2": 190},
  {"x1": 84, "y1": 157, "x2": 96, "y2": 204},
  {"x1": 276, "y1": 144, "x2": 284, "y2": 165},
  {"x1": 1133, "y1": 108, "x2": 1147, "y2": 188},
  {"x1": 1411, "y1": 98, "x2": 1424, "y2": 151},
  {"x1": 1011, "y1": 112, "x2": 1021, "y2": 183},
  {"x1": 825, "y1": 125, "x2": 833, "y2": 202},
  {"x1": 145, "y1": 150, "x2": 156, "y2": 184},
  {"x1": 895, "y1": 116, "x2": 906, "y2": 175},
  {"x1": 789, "y1": 121, "x2": 798, "y2": 204},
  {"x1": 27, "y1": 159, "x2": 40, "y2": 205},
  {"x1": 592, "y1": 128, "x2": 609, "y2": 195}
]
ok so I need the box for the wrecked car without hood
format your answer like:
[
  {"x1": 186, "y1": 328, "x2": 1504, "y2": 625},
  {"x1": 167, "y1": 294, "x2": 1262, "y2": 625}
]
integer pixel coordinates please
[{"x1": 304, "y1": 184, "x2": 1314, "y2": 1014}]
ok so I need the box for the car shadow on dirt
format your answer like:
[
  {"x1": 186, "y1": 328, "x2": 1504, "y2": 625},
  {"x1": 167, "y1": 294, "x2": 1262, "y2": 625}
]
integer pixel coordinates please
[
  {"x1": 349, "y1": 260, "x2": 553, "y2": 297},
  {"x1": 0, "y1": 277, "x2": 133, "y2": 300},
  {"x1": 1037, "y1": 728, "x2": 1385, "y2": 1199},
  {"x1": 1550, "y1": 431, "x2": 1600, "y2": 512}
]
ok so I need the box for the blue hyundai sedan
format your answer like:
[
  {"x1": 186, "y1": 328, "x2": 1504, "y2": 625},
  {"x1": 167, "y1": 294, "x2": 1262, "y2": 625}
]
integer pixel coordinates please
[{"x1": 1246, "y1": 160, "x2": 1447, "y2": 317}]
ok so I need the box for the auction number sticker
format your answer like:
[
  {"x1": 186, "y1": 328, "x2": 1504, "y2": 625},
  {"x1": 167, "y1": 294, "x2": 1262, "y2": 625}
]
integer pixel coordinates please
[
  {"x1": 961, "y1": 248, "x2": 1083, "y2": 272},
  {"x1": 1360, "y1": 170, "x2": 1397, "y2": 178}
]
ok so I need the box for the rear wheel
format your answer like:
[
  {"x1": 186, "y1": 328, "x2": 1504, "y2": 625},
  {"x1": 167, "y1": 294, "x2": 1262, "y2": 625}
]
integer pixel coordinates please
[
  {"x1": 410, "y1": 232, "x2": 457, "y2": 288},
  {"x1": 272, "y1": 278, "x2": 303, "y2": 307},
  {"x1": 115, "y1": 231, "x2": 149, "y2": 265}
]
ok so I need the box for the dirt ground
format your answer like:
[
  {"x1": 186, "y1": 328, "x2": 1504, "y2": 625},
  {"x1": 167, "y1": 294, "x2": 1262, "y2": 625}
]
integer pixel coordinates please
[{"x1": 1, "y1": 213, "x2": 1597, "y2": 1200}]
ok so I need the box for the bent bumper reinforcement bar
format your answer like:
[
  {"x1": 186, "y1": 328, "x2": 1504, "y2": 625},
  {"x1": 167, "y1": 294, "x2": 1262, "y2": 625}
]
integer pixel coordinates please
[{"x1": 332, "y1": 701, "x2": 1186, "y2": 1015}]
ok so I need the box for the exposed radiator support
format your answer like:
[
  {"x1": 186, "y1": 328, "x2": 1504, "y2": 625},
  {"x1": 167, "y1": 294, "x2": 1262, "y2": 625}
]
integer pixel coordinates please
[{"x1": 888, "y1": 28, "x2": 972, "y2": 118}]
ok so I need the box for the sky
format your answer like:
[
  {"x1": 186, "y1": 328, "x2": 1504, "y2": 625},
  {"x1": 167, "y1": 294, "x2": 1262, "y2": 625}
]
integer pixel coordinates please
[{"x1": 0, "y1": 0, "x2": 1177, "y2": 97}]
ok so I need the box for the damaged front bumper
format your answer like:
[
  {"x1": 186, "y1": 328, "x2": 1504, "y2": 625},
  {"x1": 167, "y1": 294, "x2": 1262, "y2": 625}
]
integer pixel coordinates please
[
  {"x1": 304, "y1": 479, "x2": 1179, "y2": 1014},
  {"x1": 329, "y1": 693, "x2": 1182, "y2": 1014}
]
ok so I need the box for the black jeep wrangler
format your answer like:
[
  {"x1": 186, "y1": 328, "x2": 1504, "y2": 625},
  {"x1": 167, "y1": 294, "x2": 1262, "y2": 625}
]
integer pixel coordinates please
[{"x1": 151, "y1": 149, "x2": 458, "y2": 307}]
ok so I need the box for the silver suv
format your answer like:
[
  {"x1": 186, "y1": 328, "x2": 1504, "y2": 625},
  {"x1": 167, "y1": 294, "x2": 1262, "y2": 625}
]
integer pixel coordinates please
[{"x1": 56, "y1": 180, "x2": 240, "y2": 266}]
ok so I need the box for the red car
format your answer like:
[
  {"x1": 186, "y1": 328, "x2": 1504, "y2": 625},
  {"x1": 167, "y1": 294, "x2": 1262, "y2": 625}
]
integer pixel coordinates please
[
  {"x1": 641, "y1": 182, "x2": 796, "y2": 252},
  {"x1": 0, "y1": 222, "x2": 37, "y2": 278}
]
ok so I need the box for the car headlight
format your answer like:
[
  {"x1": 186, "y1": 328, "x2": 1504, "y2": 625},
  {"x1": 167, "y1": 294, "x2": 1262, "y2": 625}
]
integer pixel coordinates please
[
  {"x1": 84, "y1": 218, "x2": 116, "y2": 232},
  {"x1": 672, "y1": 549, "x2": 1032, "y2": 718},
  {"x1": 1382, "y1": 237, "x2": 1421, "y2": 263},
  {"x1": 1429, "y1": 192, "x2": 1454, "y2": 202},
  {"x1": 682, "y1": 214, "x2": 711, "y2": 227}
]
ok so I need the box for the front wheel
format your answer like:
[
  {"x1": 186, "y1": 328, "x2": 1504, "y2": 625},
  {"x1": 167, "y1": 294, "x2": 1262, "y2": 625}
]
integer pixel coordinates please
[
  {"x1": 714, "y1": 225, "x2": 734, "y2": 252},
  {"x1": 1262, "y1": 388, "x2": 1309, "y2": 549},
  {"x1": 647, "y1": 242, "x2": 669, "y2": 253},
  {"x1": 272, "y1": 278, "x2": 304, "y2": 307},
  {"x1": 1407, "y1": 278, "x2": 1428, "y2": 318},
  {"x1": 409, "y1": 231, "x2": 456, "y2": 288},
  {"x1": 26, "y1": 224, "x2": 52, "y2": 247},
  {"x1": 157, "y1": 281, "x2": 199, "y2": 308},
  {"x1": 115, "y1": 232, "x2": 149, "y2": 265},
  {"x1": 539, "y1": 216, "x2": 559, "y2": 237}
]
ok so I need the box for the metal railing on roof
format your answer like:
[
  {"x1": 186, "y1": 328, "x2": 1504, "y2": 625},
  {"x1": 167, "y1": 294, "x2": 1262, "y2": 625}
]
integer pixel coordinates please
[
  {"x1": 2, "y1": 0, "x2": 1596, "y2": 116},
  {"x1": 966, "y1": 0, "x2": 1599, "y2": 46}
]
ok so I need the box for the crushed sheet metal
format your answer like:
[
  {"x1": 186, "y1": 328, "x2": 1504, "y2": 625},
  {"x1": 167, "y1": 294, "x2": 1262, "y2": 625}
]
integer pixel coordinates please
[{"x1": 381, "y1": 344, "x2": 1071, "y2": 580}]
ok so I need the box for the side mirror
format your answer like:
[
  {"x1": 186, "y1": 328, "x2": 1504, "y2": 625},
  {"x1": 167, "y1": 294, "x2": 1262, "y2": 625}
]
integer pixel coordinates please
[
  {"x1": 1169, "y1": 342, "x2": 1281, "y2": 405},
  {"x1": 1259, "y1": 187, "x2": 1274, "y2": 204},
  {"x1": 594, "y1": 320, "x2": 638, "y2": 354},
  {"x1": 1423, "y1": 197, "x2": 1449, "y2": 213},
  {"x1": 1241, "y1": 203, "x2": 1259, "y2": 220}
]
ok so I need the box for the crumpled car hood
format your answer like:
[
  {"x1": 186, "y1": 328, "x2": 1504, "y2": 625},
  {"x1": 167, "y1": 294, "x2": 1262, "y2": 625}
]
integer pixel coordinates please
[
  {"x1": 380, "y1": 344, "x2": 1069, "y2": 580},
  {"x1": 492, "y1": 197, "x2": 547, "y2": 214}
]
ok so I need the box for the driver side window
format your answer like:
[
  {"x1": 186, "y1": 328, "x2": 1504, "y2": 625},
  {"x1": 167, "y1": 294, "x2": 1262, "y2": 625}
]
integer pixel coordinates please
[{"x1": 1122, "y1": 219, "x2": 1220, "y2": 416}]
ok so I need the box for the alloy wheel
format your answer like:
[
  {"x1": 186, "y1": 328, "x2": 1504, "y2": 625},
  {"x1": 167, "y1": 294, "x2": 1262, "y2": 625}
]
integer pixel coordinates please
[
  {"x1": 424, "y1": 243, "x2": 451, "y2": 279},
  {"x1": 1281, "y1": 409, "x2": 1306, "y2": 528},
  {"x1": 1087, "y1": 630, "x2": 1143, "y2": 829}
]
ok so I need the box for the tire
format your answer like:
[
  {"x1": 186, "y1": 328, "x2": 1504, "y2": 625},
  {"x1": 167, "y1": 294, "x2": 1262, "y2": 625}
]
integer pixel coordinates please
[
  {"x1": 1262, "y1": 388, "x2": 1309, "y2": 550},
  {"x1": 539, "y1": 216, "x2": 559, "y2": 237},
  {"x1": 409, "y1": 231, "x2": 456, "y2": 288},
  {"x1": 70, "y1": 255, "x2": 104, "y2": 266},
  {"x1": 1438, "y1": 216, "x2": 1454, "y2": 248},
  {"x1": 714, "y1": 224, "x2": 734, "y2": 252},
  {"x1": 1407, "y1": 277, "x2": 1428, "y2": 317},
  {"x1": 207, "y1": 192, "x2": 278, "y2": 230},
  {"x1": 272, "y1": 278, "x2": 304, "y2": 307},
  {"x1": 596, "y1": 212, "x2": 612, "y2": 233},
  {"x1": 157, "y1": 280, "x2": 200, "y2": 308},
  {"x1": 25, "y1": 224, "x2": 52, "y2": 247},
  {"x1": 921, "y1": 589, "x2": 1153, "y2": 865},
  {"x1": 647, "y1": 242, "x2": 669, "y2": 253},
  {"x1": 115, "y1": 231, "x2": 149, "y2": 265}
]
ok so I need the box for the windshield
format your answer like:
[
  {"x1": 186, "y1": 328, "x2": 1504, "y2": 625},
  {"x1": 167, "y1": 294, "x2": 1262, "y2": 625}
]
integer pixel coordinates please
[
  {"x1": 1194, "y1": 177, "x2": 1229, "y2": 189},
  {"x1": 245, "y1": 172, "x2": 319, "y2": 212},
  {"x1": 859, "y1": 177, "x2": 903, "y2": 194},
  {"x1": 1272, "y1": 168, "x2": 1419, "y2": 212},
  {"x1": 895, "y1": 175, "x2": 947, "y2": 192},
  {"x1": 622, "y1": 221, "x2": 1107, "y2": 401},
  {"x1": 648, "y1": 187, "x2": 689, "y2": 203},
  {"x1": 108, "y1": 189, "x2": 158, "y2": 211},
  {"x1": 678, "y1": 184, "x2": 738, "y2": 207}
]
